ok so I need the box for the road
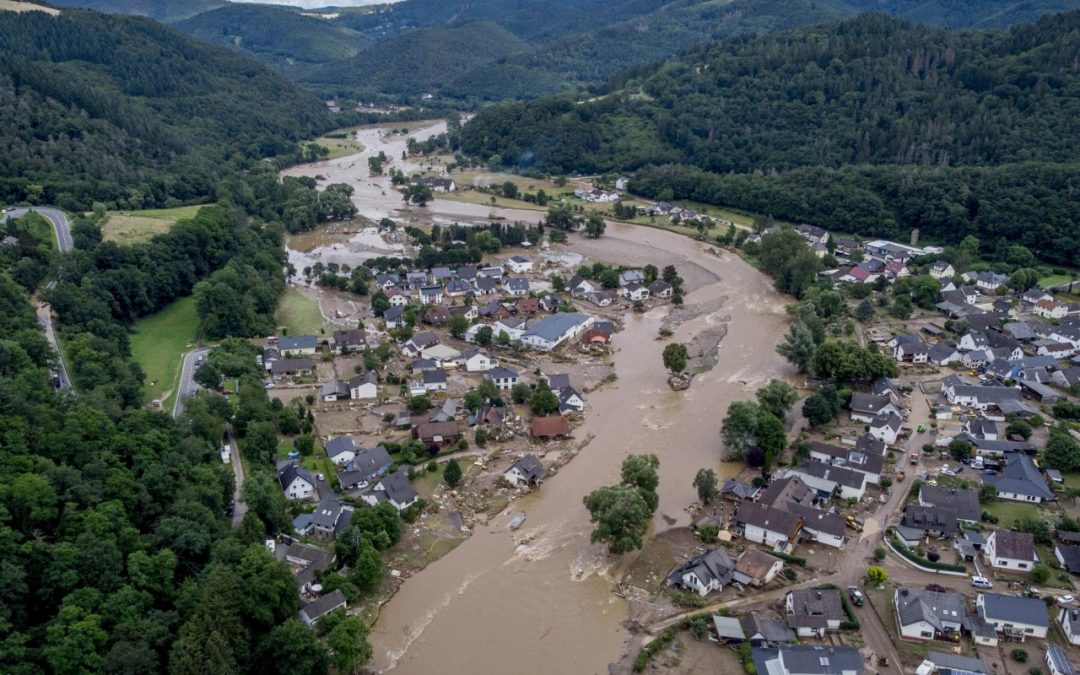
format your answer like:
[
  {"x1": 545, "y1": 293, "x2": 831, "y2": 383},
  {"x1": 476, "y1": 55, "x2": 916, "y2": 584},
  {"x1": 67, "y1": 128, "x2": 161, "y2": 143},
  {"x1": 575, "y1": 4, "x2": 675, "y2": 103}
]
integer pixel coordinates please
[
  {"x1": 171, "y1": 347, "x2": 211, "y2": 418},
  {"x1": 225, "y1": 423, "x2": 247, "y2": 528},
  {"x1": 4, "y1": 206, "x2": 75, "y2": 392}
]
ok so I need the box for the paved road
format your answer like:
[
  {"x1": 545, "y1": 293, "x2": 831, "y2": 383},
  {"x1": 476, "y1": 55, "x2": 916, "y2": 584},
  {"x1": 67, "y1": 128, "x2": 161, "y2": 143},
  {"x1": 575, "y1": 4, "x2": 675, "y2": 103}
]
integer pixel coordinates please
[
  {"x1": 4, "y1": 206, "x2": 75, "y2": 392},
  {"x1": 172, "y1": 347, "x2": 211, "y2": 418},
  {"x1": 225, "y1": 424, "x2": 247, "y2": 528}
]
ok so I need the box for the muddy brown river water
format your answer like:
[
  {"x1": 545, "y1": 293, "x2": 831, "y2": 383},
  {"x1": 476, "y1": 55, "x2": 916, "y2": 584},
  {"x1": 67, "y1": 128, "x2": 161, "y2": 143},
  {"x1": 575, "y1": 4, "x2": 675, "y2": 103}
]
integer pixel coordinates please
[{"x1": 282, "y1": 123, "x2": 794, "y2": 674}]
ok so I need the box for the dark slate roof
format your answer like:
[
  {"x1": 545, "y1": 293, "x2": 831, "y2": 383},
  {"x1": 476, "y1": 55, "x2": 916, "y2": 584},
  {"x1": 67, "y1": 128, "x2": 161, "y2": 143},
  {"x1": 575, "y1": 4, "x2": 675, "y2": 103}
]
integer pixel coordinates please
[
  {"x1": 789, "y1": 460, "x2": 866, "y2": 490},
  {"x1": 300, "y1": 589, "x2": 346, "y2": 623},
  {"x1": 895, "y1": 587, "x2": 966, "y2": 632},
  {"x1": 984, "y1": 453, "x2": 1054, "y2": 500},
  {"x1": 849, "y1": 392, "x2": 894, "y2": 415},
  {"x1": 741, "y1": 613, "x2": 795, "y2": 644},
  {"x1": 325, "y1": 436, "x2": 357, "y2": 460},
  {"x1": 786, "y1": 589, "x2": 845, "y2": 625},
  {"x1": 737, "y1": 501, "x2": 802, "y2": 537},
  {"x1": 757, "y1": 476, "x2": 814, "y2": 509},
  {"x1": 902, "y1": 505, "x2": 958, "y2": 537},
  {"x1": 509, "y1": 454, "x2": 546, "y2": 482},
  {"x1": 990, "y1": 529, "x2": 1036, "y2": 561},
  {"x1": 919, "y1": 485, "x2": 981, "y2": 522},
  {"x1": 422, "y1": 369, "x2": 447, "y2": 385},
  {"x1": 786, "y1": 503, "x2": 846, "y2": 538},
  {"x1": 752, "y1": 646, "x2": 863, "y2": 675},
  {"x1": 667, "y1": 548, "x2": 736, "y2": 588},
  {"x1": 978, "y1": 593, "x2": 1048, "y2": 627},
  {"x1": 277, "y1": 462, "x2": 315, "y2": 491},
  {"x1": 855, "y1": 434, "x2": 887, "y2": 456},
  {"x1": 1057, "y1": 544, "x2": 1080, "y2": 573},
  {"x1": 1046, "y1": 644, "x2": 1075, "y2": 675},
  {"x1": 927, "y1": 651, "x2": 987, "y2": 674},
  {"x1": 545, "y1": 373, "x2": 571, "y2": 390},
  {"x1": 378, "y1": 471, "x2": 418, "y2": 505},
  {"x1": 350, "y1": 446, "x2": 392, "y2": 480},
  {"x1": 1061, "y1": 609, "x2": 1080, "y2": 638},
  {"x1": 720, "y1": 479, "x2": 759, "y2": 500}
]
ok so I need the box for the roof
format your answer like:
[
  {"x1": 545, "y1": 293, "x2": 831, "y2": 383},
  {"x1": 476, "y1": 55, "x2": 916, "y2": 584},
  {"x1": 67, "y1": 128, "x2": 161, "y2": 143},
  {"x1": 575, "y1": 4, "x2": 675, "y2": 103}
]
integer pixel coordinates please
[
  {"x1": 849, "y1": 392, "x2": 894, "y2": 415},
  {"x1": 990, "y1": 529, "x2": 1036, "y2": 561},
  {"x1": 758, "y1": 476, "x2": 814, "y2": 509},
  {"x1": 488, "y1": 367, "x2": 519, "y2": 380},
  {"x1": 984, "y1": 453, "x2": 1054, "y2": 500},
  {"x1": 531, "y1": 415, "x2": 570, "y2": 438},
  {"x1": 277, "y1": 462, "x2": 316, "y2": 490},
  {"x1": 270, "y1": 358, "x2": 314, "y2": 374},
  {"x1": 735, "y1": 548, "x2": 782, "y2": 580},
  {"x1": 546, "y1": 373, "x2": 571, "y2": 389},
  {"x1": 415, "y1": 420, "x2": 458, "y2": 441},
  {"x1": 508, "y1": 454, "x2": 546, "y2": 482},
  {"x1": 788, "y1": 460, "x2": 866, "y2": 490},
  {"x1": 325, "y1": 436, "x2": 357, "y2": 459},
  {"x1": 1047, "y1": 644, "x2": 1075, "y2": 675},
  {"x1": 919, "y1": 485, "x2": 981, "y2": 522},
  {"x1": 1062, "y1": 609, "x2": 1080, "y2": 637},
  {"x1": 350, "y1": 446, "x2": 392, "y2": 480},
  {"x1": 300, "y1": 589, "x2": 346, "y2": 623},
  {"x1": 902, "y1": 505, "x2": 958, "y2": 536},
  {"x1": 855, "y1": 434, "x2": 887, "y2": 456},
  {"x1": 333, "y1": 328, "x2": 366, "y2": 346},
  {"x1": 712, "y1": 615, "x2": 745, "y2": 640},
  {"x1": 752, "y1": 645, "x2": 863, "y2": 675},
  {"x1": 870, "y1": 412, "x2": 903, "y2": 432},
  {"x1": 668, "y1": 548, "x2": 735, "y2": 588},
  {"x1": 721, "y1": 479, "x2": 760, "y2": 500},
  {"x1": 786, "y1": 589, "x2": 845, "y2": 625},
  {"x1": 1057, "y1": 544, "x2": 1080, "y2": 573},
  {"x1": 927, "y1": 651, "x2": 987, "y2": 674},
  {"x1": 348, "y1": 370, "x2": 378, "y2": 387},
  {"x1": 979, "y1": 592, "x2": 1048, "y2": 627},
  {"x1": 378, "y1": 470, "x2": 418, "y2": 505},
  {"x1": 895, "y1": 587, "x2": 966, "y2": 631},
  {"x1": 422, "y1": 369, "x2": 447, "y2": 385},
  {"x1": 786, "y1": 503, "x2": 846, "y2": 538},
  {"x1": 278, "y1": 335, "x2": 318, "y2": 351},
  {"x1": 741, "y1": 613, "x2": 795, "y2": 644},
  {"x1": 522, "y1": 313, "x2": 591, "y2": 343},
  {"x1": 737, "y1": 501, "x2": 802, "y2": 537}
]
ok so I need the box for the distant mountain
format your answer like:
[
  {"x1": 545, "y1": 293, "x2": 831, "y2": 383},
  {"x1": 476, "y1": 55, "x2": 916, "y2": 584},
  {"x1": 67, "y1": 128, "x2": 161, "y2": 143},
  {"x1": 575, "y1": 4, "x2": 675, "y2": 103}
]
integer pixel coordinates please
[
  {"x1": 176, "y1": 4, "x2": 371, "y2": 68},
  {"x1": 300, "y1": 20, "x2": 533, "y2": 98},
  {"x1": 0, "y1": 9, "x2": 331, "y2": 209},
  {"x1": 47, "y1": 0, "x2": 226, "y2": 22},
  {"x1": 461, "y1": 12, "x2": 1080, "y2": 263},
  {"x1": 845, "y1": 0, "x2": 1080, "y2": 28}
]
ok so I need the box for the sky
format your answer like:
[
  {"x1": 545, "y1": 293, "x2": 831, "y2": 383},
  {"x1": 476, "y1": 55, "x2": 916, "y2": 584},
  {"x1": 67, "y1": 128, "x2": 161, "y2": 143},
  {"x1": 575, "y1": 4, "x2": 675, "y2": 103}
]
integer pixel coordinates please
[{"x1": 232, "y1": 0, "x2": 395, "y2": 7}]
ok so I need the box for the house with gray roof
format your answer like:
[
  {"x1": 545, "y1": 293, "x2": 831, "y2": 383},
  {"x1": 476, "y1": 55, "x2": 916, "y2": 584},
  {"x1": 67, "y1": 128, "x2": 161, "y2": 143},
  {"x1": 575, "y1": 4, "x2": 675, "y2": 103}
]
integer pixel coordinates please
[
  {"x1": 786, "y1": 503, "x2": 846, "y2": 549},
  {"x1": 918, "y1": 485, "x2": 981, "y2": 523},
  {"x1": 784, "y1": 461, "x2": 866, "y2": 501},
  {"x1": 894, "y1": 587, "x2": 966, "y2": 640},
  {"x1": 758, "y1": 475, "x2": 815, "y2": 509},
  {"x1": 277, "y1": 335, "x2": 318, "y2": 355},
  {"x1": 277, "y1": 462, "x2": 317, "y2": 501},
  {"x1": 359, "y1": 470, "x2": 419, "y2": 512},
  {"x1": 504, "y1": 276, "x2": 530, "y2": 296},
  {"x1": 737, "y1": 501, "x2": 803, "y2": 547},
  {"x1": 923, "y1": 651, "x2": 987, "y2": 675},
  {"x1": 784, "y1": 589, "x2": 844, "y2": 637},
  {"x1": 299, "y1": 590, "x2": 346, "y2": 626},
  {"x1": 901, "y1": 505, "x2": 958, "y2": 539},
  {"x1": 985, "y1": 529, "x2": 1038, "y2": 570},
  {"x1": 336, "y1": 446, "x2": 393, "y2": 491},
  {"x1": 849, "y1": 393, "x2": 901, "y2": 423},
  {"x1": 984, "y1": 452, "x2": 1054, "y2": 503},
  {"x1": 325, "y1": 437, "x2": 357, "y2": 466},
  {"x1": 741, "y1": 613, "x2": 795, "y2": 646},
  {"x1": 521, "y1": 313, "x2": 594, "y2": 351},
  {"x1": 976, "y1": 592, "x2": 1048, "y2": 640},
  {"x1": 667, "y1": 547, "x2": 736, "y2": 597},
  {"x1": 505, "y1": 454, "x2": 546, "y2": 488},
  {"x1": 1046, "y1": 643, "x2": 1076, "y2": 675},
  {"x1": 752, "y1": 645, "x2": 863, "y2": 675},
  {"x1": 720, "y1": 479, "x2": 760, "y2": 501},
  {"x1": 1059, "y1": 608, "x2": 1080, "y2": 646}
]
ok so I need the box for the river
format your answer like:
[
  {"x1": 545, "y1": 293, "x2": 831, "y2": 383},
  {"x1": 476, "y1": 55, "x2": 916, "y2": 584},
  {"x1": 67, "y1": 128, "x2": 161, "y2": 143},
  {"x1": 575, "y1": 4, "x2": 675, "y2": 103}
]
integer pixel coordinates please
[{"x1": 282, "y1": 122, "x2": 794, "y2": 674}]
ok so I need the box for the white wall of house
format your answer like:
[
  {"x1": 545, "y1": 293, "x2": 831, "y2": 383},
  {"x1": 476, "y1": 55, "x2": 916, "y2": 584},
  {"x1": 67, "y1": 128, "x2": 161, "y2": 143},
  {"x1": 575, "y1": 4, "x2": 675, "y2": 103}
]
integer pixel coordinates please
[
  {"x1": 284, "y1": 477, "x2": 314, "y2": 500},
  {"x1": 350, "y1": 382, "x2": 377, "y2": 399},
  {"x1": 743, "y1": 524, "x2": 791, "y2": 548},
  {"x1": 802, "y1": 526, "x2": 845, "y2": 549},
  {"x1": 1059, "y1": 612, "x2": 1080, "y2": 646}
]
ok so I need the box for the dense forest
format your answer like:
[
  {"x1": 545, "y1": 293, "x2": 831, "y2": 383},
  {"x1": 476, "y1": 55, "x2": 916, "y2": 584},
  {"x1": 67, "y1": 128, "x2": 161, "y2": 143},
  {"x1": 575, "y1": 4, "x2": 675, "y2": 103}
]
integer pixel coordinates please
[
  {"x1": 0, "y1": 9, "x2": 332, "y2": 210},
  {"x1": 461, "y1": 12, "x2": 1080, "y2": 263},
  {"x1": 47, "y1": 0, "x2": 225, "y2": 22}
]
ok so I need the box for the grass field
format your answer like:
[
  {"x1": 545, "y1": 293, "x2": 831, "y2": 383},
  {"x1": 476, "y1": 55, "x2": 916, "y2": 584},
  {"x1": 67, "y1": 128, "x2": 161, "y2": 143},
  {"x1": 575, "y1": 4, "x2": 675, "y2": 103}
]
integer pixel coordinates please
[
  {"x1": 130, "y1": 296, "x2": 199, "y2": 406},
  {"x1": 102, "y1": 204, "x2": 207, "y2": 245},
  {"x1": 315, "y1": 133, "x2": 365, "y2": 160},
  {"x1": 1040, "y1": 274, "x2": 1074, "y2": 289},
  {"x1": 982, "y1": 499, "x2": 1045, "y2": 527},
  {"x1": 275, "y1": 287, "x2": 326, "y2": 336}
]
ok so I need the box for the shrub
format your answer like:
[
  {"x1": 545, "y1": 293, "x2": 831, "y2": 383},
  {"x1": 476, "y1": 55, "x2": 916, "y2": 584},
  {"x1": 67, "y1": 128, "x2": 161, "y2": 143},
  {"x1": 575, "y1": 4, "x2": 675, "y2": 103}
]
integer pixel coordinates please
[
  {"x1": 770, "y1": 551, "x2": 807, "y2": 566},
  {"x1": 1030, "y1": 564, "x2": 1050, "y2": 584},
  {"x1": 1011, "y1": 648, "x2": 1028, "y2": 663},
  {"x1": 874, "y1": 547, "x2": 886, "y2": 561},
  {"x1": 698, "y1": 524, "x2": 719, "y2": 544},
  {"x1": 927, "y1": 550, "x2": 941, "y2": 562},
  {"x1": 782, "y1": 567, "x2": 797, "y2": 581}
]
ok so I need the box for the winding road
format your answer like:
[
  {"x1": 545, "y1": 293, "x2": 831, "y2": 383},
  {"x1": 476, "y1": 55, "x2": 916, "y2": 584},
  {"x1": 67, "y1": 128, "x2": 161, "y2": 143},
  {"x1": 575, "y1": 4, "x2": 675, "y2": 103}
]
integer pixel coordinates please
[{"x1": 3, "y1": 207, "x2": 74, "y2": 392}]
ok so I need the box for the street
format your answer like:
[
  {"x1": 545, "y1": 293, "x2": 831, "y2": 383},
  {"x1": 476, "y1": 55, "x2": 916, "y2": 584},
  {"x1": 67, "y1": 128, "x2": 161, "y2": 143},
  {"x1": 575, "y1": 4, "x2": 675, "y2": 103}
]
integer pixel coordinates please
[
  {"x1": 171, "y1": 347, "x2": 211, "y2": 418},
  {"x1": 4, "y1": 206, "x2": 75, "y2": 393},
  {"x1": 226, "y1": 423, "x2": 247, "y2": 528}
]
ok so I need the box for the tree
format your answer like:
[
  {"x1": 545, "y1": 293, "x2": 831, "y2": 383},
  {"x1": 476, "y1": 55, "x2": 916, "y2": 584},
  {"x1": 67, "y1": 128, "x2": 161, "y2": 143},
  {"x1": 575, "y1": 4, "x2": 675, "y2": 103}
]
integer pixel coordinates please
[
  {"x1": 583, "y1": 485, "x2": 650, "y2": 555},
  {"x1": 240, "y1": 421, "x2": 279, "y2": 466},
  {"x1": 979, "y1": 483, "x2": 998, "y2": 503},
  {"x1": 1045, "y1": 431, "x2": 1080, "y2": 472},
  {"x1": 948, "y1": 439, "x2": 973, "y2": 462},
  {"x1": 890, "y1": 294, "x2": 912, "y2": 319},
  {"x1": 620, "y1": 454, "x2": 660, "y2": 515},
  {"x1": 810, "y1": 340, "x2": 898, "y2": 383},
  {"x1": 866, "y1": 565, "x2": 888, "y2": 584},
  {"x1": 448, "y1": 313, "x2": 468, "y2": 339},
  {"x1": 193, "y1": 361, "x2": 222, "y2": 390},
  {"x1": 475, "y1": 325, "x2": 493, "y2": 346},
  {"x1": 693, "y1": 468, "x2": 718, "y2": 504},
  {"x1": 802, "y1": 393, "x2": 835, "y2": 427},
  {"x1": 408, "y1": 395, "x2": 431, "y2": 414},
  {"x1": 350, "y1": 539, "x2": 383, "y2": 593},
  {"x1": 855, "y1": 298, "x2": 874, "y2": 322},
  {"x1": 324, "y1": 615, "x2": 373, "y2": 674},
  {"x1": 403, "y1": 183, "x2": 433, "y2": 206},
  {"x1": 777, "y1": 322, "x2": 816, "y2": 372},
  {"x1": 754, "y1": 409, "x2": 787, "y2": 455},
  {"x1": 510, "y1": 382, "x2": 531, "y2": 404},
  {"x1": 529, "y1": 381, "x2": 560, "y2": 416},
  {"x1": 721, "y1": 401, "x2": 761, "y2": 458},
  {"x1": 584, "y1": 212, "x2": 606, "y2": 238},
  {"x1": 443, "y1": 458, "x2": 462, "y2": 487},
  {"x1": 756, "y1": 379, "x2": 798, "y2": 419},
  {"x1": 1029, "y1": 564, "x2": 1050, "y2": 584},
  {"x1": 662, "y1": 343, "x2": 688, "y2": 375},
  {"x1": 259, "y1": 618, "x2": 329, "y2": 675}
]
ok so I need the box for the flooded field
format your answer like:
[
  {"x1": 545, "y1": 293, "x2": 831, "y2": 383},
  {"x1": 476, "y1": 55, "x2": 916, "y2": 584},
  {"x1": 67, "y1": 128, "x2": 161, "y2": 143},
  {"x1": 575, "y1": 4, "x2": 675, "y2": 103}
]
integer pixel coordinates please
[{"x1": 279, "y1": 123, "x2": 794, "y2": 674}]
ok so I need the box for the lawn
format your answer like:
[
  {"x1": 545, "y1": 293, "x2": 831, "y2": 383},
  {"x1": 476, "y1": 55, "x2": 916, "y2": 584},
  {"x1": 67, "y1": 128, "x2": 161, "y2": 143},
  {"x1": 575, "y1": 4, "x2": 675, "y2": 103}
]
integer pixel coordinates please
[
  {"x1": 275, "y1": 287, "x2": 326, "y2": 336},
  {"x1": 1039, "y1": 274, "x2": 1073, "y2": 289},
  {"x1": 1063, "y1": 473, "x2": 1080, "y2": 491},
  {"x1": 982, "y1": 499, "x2": 1046, "y2": 527},
  {"x1": 102, "y1": 204, "x2": 207, "y2": 245},
  {"x1": 315, "y1": 132, "x2": 365, "y2": 160},
  {"x1": 130, "y1": 296, "x2": 199, "y2": 406}
]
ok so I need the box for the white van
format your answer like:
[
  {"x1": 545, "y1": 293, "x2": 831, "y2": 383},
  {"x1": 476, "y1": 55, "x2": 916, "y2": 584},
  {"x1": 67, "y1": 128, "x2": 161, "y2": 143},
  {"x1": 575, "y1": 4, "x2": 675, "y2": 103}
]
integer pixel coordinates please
[{"x1": 971, "y1": 576, "x2": 993, "y2": 589}]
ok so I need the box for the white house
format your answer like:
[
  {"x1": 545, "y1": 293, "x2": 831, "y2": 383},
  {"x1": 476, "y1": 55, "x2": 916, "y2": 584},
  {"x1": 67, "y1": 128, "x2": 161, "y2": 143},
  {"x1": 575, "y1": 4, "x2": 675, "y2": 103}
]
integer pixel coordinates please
[
  {"x1": 493, "y1": 317, "x2": 528, "y2": 342},
  {"x1": 894, "y1": 587, "x2": 965, "y2": 641},
  {"x1": 324, "y1": 437, "x2": 357, "y2": 467},
  {"x1": 277, "y1": 335, "x2": 318, "y2": 356},
  {"x1": 784, "y1": 461, "x2": 867, "y2": 501},
  {"x1": 736, "y1": 502, "x2": 802, "y2": 547},
  {"x1": 360, "y1": 471, "x2": 419, "y2": 512},
  {"x1": 505, "y1": 255, "x2": 533, "y2": 274},
  {"x1": 348, "y1": 371, "x2": 378, "y2": 400},
  {"x1": 849, "y1": 393, "x2": 902, "y2": 424},
  {"x1": 930, "y1": 261, "x2": 955, "y2": 279},
  {"x1": 486, "y1": 367, "x2": 519, "y2": 389},
  {"x1": 1046, "y1": 643, "x2": 1076, "y2": 675},
  {"x1": 462, "y1": 348, "x2": 496, "y2": 372},
  {"x1": 620, "y1": 282, "x2": 650, "y2": 301},
  {"x1": 667, "y1": 548, "x2": 736, "y2": 597},
  {"x1": 732, "y1": 549, "x2": 784, "y2": 587},
  {"x1": 1059, "y1": 608, "x2": 1080, "y2": 646},
  {"x1": 520, "y1": 313, "x2": 594, "y2": 351},
  {"x1": 278, "y1": 463, "x2": 316, "y2": 501},
  {"x1": 976, "y1": 592, "x2": 1048, "y2": 640},
  {"x1": 566, "y1": 275, "x2": 598, "y2": 298},
  {"x1": 984, "y1": 529, "x2": 1037, "y2": 571},
  {"x1": 422, "y1": 369, "x2": 447, "y2": 392},
  {"x1": 1034, "y1": 299, "x2": 1068, "y2": 320},
  {"x1": 504, "y1": 454, "x2": 546, "y2": 488},
  {"x1": 785, "y1": 503, "x2": 846, "y2": 549},
  {"x1": 784, "y1": 589, "x2": 844, "y2": 638},
  {"x1": 868, "y1": 413, "x2": 903, "y2": 445}
]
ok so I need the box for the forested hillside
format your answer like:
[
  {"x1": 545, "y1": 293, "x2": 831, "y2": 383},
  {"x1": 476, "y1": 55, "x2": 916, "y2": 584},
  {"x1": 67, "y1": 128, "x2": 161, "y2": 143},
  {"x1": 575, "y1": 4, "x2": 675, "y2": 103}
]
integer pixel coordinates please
[
  {"x1": 0, "y1": 9, "x2": 331, "y2": 210},
  {"x1": 461, "y1": 12, "x2": 1080, "y2": 263},
  {"x1": 176, "y1": 4, "x2": 371, "y2": 68},
  {"x1": 47, "y1": 0, "x2": 225, "y2": 22}
]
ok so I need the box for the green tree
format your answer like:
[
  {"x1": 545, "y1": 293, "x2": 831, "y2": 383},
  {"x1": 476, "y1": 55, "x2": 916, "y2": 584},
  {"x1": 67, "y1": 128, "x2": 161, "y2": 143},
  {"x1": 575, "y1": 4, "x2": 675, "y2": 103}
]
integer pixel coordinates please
[
  {"x1": 240, "y1": 421, "x2": 279, "y2": 466},
  {"x1": 259, "y1": 618, "x2": 329, "y2": 675},
  {"x1": 810, "y1": 340, "x2": 898, "y2": 383},
  {"x1": 408, "y1": 395, "x2": 432, "y2": 414},
  {"x1": 755, "y1": 409, "x2": 787, "y2": 455},
  {"x1": 855, "y1": 298, "x2": 874, "y2": 322},
  {"x1": 756, "y1": 379, "x2": 798, "y2": 419},
  {"x1": 620, "y1": 454, "x2": 660, "y2": 515},
  {"x1": 350, "y1": 539, "x2": 383, "y2": 593},
  {"x1": 777, "y1": 322, "x2": 816, "y2": 372},
  {"x1": 583, "y1": 485, "x2": 650, "y2": 555},
  {"x1": 324, "y1": 614, "x2": 373, "y2": 674},
  {"x1": 475, "y1": 325, "x2": 493, "y2": 346},
  {"x1": 1045, "y1": 431, "x2": 1080, "y2": 472},
  {"x1": 721, "y1": 401, "x2": 761, "y2": 459},
  {"x1": 890, "y1": 294, "x2": 912, "y2": 319},
  {"x1": 979, "y1": 483, "x2": 998, "y2": 503},
  {"x1": 448, "y1": 313, "x2": 468, "y2": 339},
  {"x1": 584, "y1": 212, "x2": 606, "y2": 238},
  {"x1": 693, "y1": 468, "x2": 718, "y2": 504},
  {"x1": 866, "y1": 565, "x2": 888, "y2": 584},
  {"x1": 662, "y1": 342, "x2": 688, "y2": 375},
  {"x1": 802, "y1": 393, "x2": 835, "y2": 427},
  {"x1": 948, "y1": 439, "x2": 973, "y2": 462},
  {"x1": 529, "y1": 381, "x2": 560, "y2": 416},
  {"x1": 443, "y1": 458, "x2": 462, "y2": 488}
]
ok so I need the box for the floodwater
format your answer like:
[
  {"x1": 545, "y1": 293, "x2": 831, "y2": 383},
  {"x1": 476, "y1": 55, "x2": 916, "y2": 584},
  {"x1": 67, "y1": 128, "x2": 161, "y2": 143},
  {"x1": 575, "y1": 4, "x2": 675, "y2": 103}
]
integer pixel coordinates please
[{"x1": 279, "y1": 124, "x2": 794, "y2": 674}]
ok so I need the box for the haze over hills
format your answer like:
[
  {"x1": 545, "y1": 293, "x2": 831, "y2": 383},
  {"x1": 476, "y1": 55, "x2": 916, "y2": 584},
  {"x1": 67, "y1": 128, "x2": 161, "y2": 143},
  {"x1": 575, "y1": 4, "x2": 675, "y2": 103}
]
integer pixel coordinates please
[
  {"x1": 0, "y1": 8, "x2": 331, "y2": 209},
  {"x1": 461, "y1": 12, "x2": 1080, "y2": 263},
  {"x1": 46, "y1": 0, "x2": 227, "y2": 22}
]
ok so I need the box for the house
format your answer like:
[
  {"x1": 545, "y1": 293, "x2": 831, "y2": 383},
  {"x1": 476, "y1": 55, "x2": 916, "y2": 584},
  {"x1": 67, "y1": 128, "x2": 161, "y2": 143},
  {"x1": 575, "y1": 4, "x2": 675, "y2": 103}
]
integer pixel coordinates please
[
  {"x1": 262, "y1": 346, "x2": 280, "y2": 371},
  {"x1": 422, "y1": 368, "x2": 447, "y2": 392},
  {"x1": 361, "y1": 471, "x2": 419, "y2": 512},
  {"x1": 976, "y1": 271, "x2": 1009, "y2": 292},
  {"x1": 807, "y1": 442, "x2": 883, "y2": 484},
  {"x1": 896, "y1": 341, "x2": 930, "y2": 363},
  {"x1": 531, "y1": 415, "x2": 570, "y2": 439},
  {"x1": 1056, "y1": 544, "x2": 1080, "y2": 574},
  {"x1": 270, "y1": 358, "x2": 314, "y2": 377},
  {"x1": 505, "y1": 255, "x2": 533, "y2": 274},
  {"x1": 796, "y1": 224, "x2": 829, "y2": 245},
  {"x1": 648, "y1": 279, "x2": 673, "y2": 298},
  {"x1": 618, "y1": 269, "x2": 646, "y2": 287},
  {"x1": 413, "y1": 421, "x2": 459, "y2": 447},
  {"x1": 320, "y1": 381, "x2": 349, "y2": 402},
  {"x1": 478, "y1": 266, "x2": 503, "y2": 281},
  {"x1": 348, "y1": 371, "x2": 379, "y2": 399},
  {"x1": 580, "y1": 327, "x2": 612, "y2": 346},
  {"x1": 720, "y1": 479, "x2": 760, "y2": 501},
  {"x1": 422, "y1": 305, "x2": 450, "y2": 325},
  {"x1": 462, "y1": 348, "x2": 497, "y2": 372},
  {"x1": 751, "y1": 645, "x2": 864, "y2": 675},
  {"x1": 557, "y1": 386, "x2": 585, "y2": 414},
  {"x1": 965, "y1": 417, "x2": 999, "y2": 440},
  {"x1": 918, "y1": 485, "x2": 981, "y2": 523},
  {"x1": 474, "y1": 276, "x2": 498, "y2": 296},
  {"x1": 566, "y1": 275, "x2": 598, "y2": 298},
  {"x1": 428, "y1": 398, "x2": 459, "y2": 423},
  {"x1": 984, "y1": 452, "x2": 1054, "y2": 503},
  {"x1": 332, "y1": 329, "x2": 367, "y2": 353},
  {"x1": 402, "y1": 332, "x2": 439, "y2": 357},
  {"x1": 757, "y1": 476, "x2": 815, "y2": 510},
  {"x1": 586, "y1": 290, "x2": 616, "y2": 307},
  {"x1": 429, "y1": 177, "x2": 456, "y2": 192},
  {"x1": 1059, "y1": 608, "x2": 1080, "y2": 646},
  {"x1": 521, "y1": 313, "x2": 594, "y2": 351},
  {"x1": 278, "y1": 463, "x2": 317, "y2": 500},
  {"x1": 278, "y1": 335, "x2": 318, "y2": 356},
  {"x1": 404, "y1": 271, "x2": 428, "y2": 288},
  {"x1": 1046, "y1": 644, "x2": 1076, "y2": 675},
  {"x1": 667, "y1": 548, "x2": 736, "y2": 596},
  {"x1": 430, "y1": 267, "x2": 454, "y2": 282},
  {"x1": 419, "y1": 285, "x2": 444, "y2": 304},
  {"x1": 855, "y1": 433, "x2": 887, "y2": 456},
  {"x1": 421, "y1": 343, "x2": 461, "y2": 364},
  {"x1": 784, "y1": 589, "x2": 844, "y2": 637},
  {"x1": 299, "y1": 590, "x2": 347, "y2": 626},
  {"x1": 504, "y1": 454, "x2": 546, "y2": 488},
  {"x1": 1035, "y1": 299, "x2": 1068, "y2": 320},
  {"x1": 383, "y1": 306, "x2": 406, "y2": 329},
  {"x1": 786, "y1": 503, "x2": 847, "y2": 548},
  {"x1": 976, "y1": 592, "x2": 1048, "y2": 640},
  {"x1": 615, "y1": 176, "x2": 629, "y2": 191},
  {"x1": 486, "y1": 367, "x2": 519, "y2": 389},
  {"x1": 984, "y1": 529, "x2": 1038, "y2": 570},
  {"x1": 337, "y1": 446, "x2": 393, "y2": 490},
  {"x1": 901, "y1": 505, "x2": 957, "y2": 538},
  {"x1": 894, "y1": 587, "x2": 966, "y2": 640},
  {"x1": 493, "y1": 316, "x2": 527, "y2": 341},
  {"x1": 737, "y1": 501, "x2": 803, "y2": 547},
  {"x1": 848, "y1": 393, "x2": 901, "y2": 424},
  {"x1": 620, "y1": 282, "x2": 650, "y2": 302},
  {"x1": 741, "y1": 613, "x2": 795, "y2": 646},
  {"x1": 411, "y1": 358, "x2": 439, "y2": 373},
  {"x1": 375, "y1": 273, "x2": 400, "y2": 290},
  {"x1": 784, "y1": 461, "x2": 866, "y2": 501},
  {"x1": 325, "y1": 437, "x2": 357, "y2": 466},
  {"x1": 711, "y1": 615, "x2": 746, "y2": 643},
  {"x1": 504, "y1": 277, "x2": 530, "y2": 296},
  {"x1": 930, "y1": 261, "x2": 955, "y2": 279},
  {"x1": 308, "y1": 497, "x2": 353, "y2": 540},
  {"x1": 733, "y1": 549, "x2": 784, "y2": 587}
]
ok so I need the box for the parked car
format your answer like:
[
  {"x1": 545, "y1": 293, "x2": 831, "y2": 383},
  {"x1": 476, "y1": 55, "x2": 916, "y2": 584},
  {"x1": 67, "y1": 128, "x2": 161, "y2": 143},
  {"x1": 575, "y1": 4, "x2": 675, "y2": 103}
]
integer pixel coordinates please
[
  {"x1": 971, "y1": 576, "x2": 993, "y2": 589},
  {"x1": 847, "y1": 586, "x2": 865, "y2": 607},
  {"x1": 1057, "y1": 595, "x2": 1076, "y2": 605}
]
